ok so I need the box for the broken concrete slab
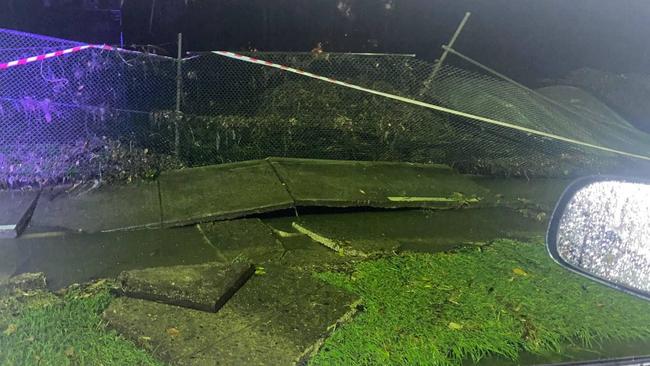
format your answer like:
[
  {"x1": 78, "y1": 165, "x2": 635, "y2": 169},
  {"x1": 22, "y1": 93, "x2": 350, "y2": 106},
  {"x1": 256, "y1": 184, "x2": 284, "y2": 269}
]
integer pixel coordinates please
[
  {"x1": 103, "y1": 265, "x2": 360, "y2": 365},
  {"x1": 269, "y1": 157, "x2": 488, "y2": 209},
  {"x1": 159, "y1": 160, "x2": 294, "y2": 227},
  {"x1": 225, "y1": 265, "x2": 360, "y2": 363},
  {"x1": 0, "y1": 190, "x2": 40, "y2": 238},
  {"x1": 30, "y1": 182, "x2": 161, "y2": 233},
  {"x1": 18, "y1": 159, "x2": 499, "y2": 236},
  {"x1": 106, "y1": 296, "x2": 303, "y2": 365},
  {"x1": 198, "y1": 218, "x2": 285, "y2": 264},
  {"x1": 118, "y1": 262, "x2": 254, "y2": 312},
  {"x1": 13, "y1": 226, "x2": 224, "y2": 290}
]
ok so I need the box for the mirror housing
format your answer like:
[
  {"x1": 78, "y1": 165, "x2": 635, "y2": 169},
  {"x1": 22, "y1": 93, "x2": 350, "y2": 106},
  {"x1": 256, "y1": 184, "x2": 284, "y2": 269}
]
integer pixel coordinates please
[{"x1": 547, "y1": 176, "x2": 650, "y2": 301}]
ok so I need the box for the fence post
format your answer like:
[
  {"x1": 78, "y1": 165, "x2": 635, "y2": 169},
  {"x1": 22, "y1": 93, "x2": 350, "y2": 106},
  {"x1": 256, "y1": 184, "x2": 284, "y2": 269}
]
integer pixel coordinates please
[
  {"x1": 419, "y1": 11, "x2": 471, "y2": 96},
  {"x1": 174, "y1": 32, "x2": 183, "y2": 158}
]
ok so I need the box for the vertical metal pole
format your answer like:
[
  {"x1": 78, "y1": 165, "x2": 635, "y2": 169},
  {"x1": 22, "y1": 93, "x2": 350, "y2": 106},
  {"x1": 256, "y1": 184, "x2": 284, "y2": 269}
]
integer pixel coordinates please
[
  {"x1": 174, "y1": 32, "x2": 182, "y2": 158},
  {"x1": 420, "y1": 12, "x2": 471, "y2": 96},
  {"x1": 118, "y1": 8, "x2": 124, "y2": 48},
  {"x1": 149, "y1": 0, "x2": 157, "y2": 34}
]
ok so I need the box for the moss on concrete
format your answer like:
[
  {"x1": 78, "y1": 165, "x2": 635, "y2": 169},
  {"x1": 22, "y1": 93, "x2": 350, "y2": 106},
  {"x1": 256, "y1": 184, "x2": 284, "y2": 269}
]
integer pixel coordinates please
[
  {"x1": 104, "y1": 265, "x2": 360, "y2": 365},
  {"x1": 118, "y1": 262, "x2": 254, "y2": 312}
]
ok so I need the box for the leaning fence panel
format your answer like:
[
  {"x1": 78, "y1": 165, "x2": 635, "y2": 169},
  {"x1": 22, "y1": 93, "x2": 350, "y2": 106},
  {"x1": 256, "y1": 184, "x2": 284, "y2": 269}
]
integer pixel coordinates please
[{"x1": 180, "y1": 51, "x2": 650, "y2": 176}]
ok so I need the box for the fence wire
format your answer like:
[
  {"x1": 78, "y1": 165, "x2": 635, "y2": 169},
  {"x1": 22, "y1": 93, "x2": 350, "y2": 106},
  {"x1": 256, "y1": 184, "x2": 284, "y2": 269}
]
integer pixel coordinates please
[
  {"x1": 179, "y1": 51, "x2": 650, "y2": 176},
  {"x1": 0, "y1": 29, "x2": 82, "y2": 61},
  {"x1": 2, "y1": 28, "x2": 650, "y2": 188},
  {"x1": 0, "y1": 29, "x2": 180, "y2": 187}
]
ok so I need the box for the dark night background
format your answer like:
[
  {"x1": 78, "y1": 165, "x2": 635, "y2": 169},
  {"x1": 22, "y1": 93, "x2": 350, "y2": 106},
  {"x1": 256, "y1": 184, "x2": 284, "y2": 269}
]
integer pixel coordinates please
[{"x1": 1, "y1": 0, "x2": 650, "y2": 85}]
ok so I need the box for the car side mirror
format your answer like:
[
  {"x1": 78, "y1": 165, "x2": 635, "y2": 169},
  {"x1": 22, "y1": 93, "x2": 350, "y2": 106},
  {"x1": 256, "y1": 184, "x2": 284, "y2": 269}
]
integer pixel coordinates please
[{"x1": 547, "y1": 177, "x2": 650, "y2": 301}]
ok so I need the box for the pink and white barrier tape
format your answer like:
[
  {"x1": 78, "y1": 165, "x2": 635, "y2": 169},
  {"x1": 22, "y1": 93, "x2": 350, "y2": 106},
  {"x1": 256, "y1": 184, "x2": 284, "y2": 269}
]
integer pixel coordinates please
[
  {"x1": 213, "y1": 51, "x2": 353, "y2": 88},
  {"x1": 0, "y1": 44, "x2": 113, "y2": 70}
]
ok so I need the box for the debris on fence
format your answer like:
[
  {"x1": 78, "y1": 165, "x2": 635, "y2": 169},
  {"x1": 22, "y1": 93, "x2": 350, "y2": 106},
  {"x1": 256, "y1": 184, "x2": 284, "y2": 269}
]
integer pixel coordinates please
[{"x1": 2, "y1": 27, "x2": 650, "y2": 189}]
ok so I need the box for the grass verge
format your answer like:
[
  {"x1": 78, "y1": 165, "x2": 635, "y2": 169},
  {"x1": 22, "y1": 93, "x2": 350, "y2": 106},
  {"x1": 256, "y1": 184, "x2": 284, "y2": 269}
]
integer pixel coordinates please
[
  {"x1": 312, "y1": 239, "x2": 650, "y2": 365},
  {"x1": 0, "y1": 283, "x2": 161, "y2": 366}
]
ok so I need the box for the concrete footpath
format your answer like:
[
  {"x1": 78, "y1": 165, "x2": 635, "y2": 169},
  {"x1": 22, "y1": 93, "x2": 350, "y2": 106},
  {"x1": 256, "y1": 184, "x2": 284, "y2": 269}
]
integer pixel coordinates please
[
  {"x1": 0, "y1": 158, "x2": 571, "y2": 366},
  {"x1": 19, "y1": 158, "x2": 492, "y2": 234}
]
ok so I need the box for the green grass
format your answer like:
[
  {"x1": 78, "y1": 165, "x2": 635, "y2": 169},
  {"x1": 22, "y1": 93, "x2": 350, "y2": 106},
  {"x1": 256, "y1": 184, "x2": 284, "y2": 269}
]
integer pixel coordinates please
[
  {"x1": 312, "y1": 239, "x2": 650, "y2": 366},
  {"x1": 0, "y1": 285, "x2": 161, "y2": 366}
]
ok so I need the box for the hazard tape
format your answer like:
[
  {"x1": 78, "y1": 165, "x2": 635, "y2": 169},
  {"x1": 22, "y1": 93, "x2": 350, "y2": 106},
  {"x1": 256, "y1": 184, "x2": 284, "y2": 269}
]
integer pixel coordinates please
[
  {"x1": 212, "y1": 50, "x2": 650, "y2": 162},
  {"x1": 0, "y1": 44, "x2": 114, "y2": 70},
  {"x1": 213, "y1": 51, "x2": 356, "y2": 89}
]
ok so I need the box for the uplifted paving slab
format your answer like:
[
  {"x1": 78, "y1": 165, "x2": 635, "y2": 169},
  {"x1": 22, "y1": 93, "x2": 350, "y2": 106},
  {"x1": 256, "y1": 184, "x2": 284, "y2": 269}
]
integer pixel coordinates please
[
  {"x1": 13, "y1": 226, "x2": 223, "y2": 289},
  {"x1": 119, "y1": 262, "x2": 254, "y2": 312},
  {"x1": 12, "y1": 159, "x2": 497, "y2": 232},
  {"x1": 104, "y1": 265, "x2": 360, "y2": 365},
  {"x1": 269, "y1": 158, "x2": 488, "y2": 209},
  {"x1": 199, "y1": 218, "x2": 284, "y2": 264},
  {"x1": 0, "y1": 190, "x2": 40, "y2": 238},
  {"x1": 159, "y1": 160, "x2": 293, "y2": 227},
  {"x1": 30, "y1": 182, "x2": 161, "y2": 233}
]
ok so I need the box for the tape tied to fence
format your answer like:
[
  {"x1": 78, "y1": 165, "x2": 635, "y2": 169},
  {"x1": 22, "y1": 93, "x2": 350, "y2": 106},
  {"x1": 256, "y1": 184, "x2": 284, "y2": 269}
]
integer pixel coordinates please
[
  {"x1": 0, "y1": 44, "x2": 114, "y2": 70},
  {"x1": 212, "y1": 50, "x2": 650, "y2": 162}
]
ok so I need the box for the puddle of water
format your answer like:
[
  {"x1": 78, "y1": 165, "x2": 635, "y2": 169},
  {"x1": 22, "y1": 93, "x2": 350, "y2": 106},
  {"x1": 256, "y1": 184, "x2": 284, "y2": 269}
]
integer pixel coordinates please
[
  {"x1": 0, "y1": 239, "x2": 20, "y2": 283},
  {"x1": 265, "y1": 207, "x2": 546, "y2": 254},
  {"x1": 13, "y1": 226, "x2": 223, "y2": 289},
  {"x1": 471, "y1": 338, "x2": 650, "y2": 365},
  {"x1": 472, "y1": 177, "x2": 572, "y2": 209}
]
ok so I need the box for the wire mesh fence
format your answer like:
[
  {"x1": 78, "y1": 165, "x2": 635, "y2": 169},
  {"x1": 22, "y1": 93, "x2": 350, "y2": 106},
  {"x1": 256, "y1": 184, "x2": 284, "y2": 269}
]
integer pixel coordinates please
[
  {"x1": 0, "y1": 29, "x2": 180, "y2": 187},
  {"x1": 0, "y1": 28, "x2": 82, "y2": 61},
  {"x1": 2, "y1": 28, "x2": 650, "y2": 188},
  {"x1": 178, "y1": 51, "x2": 650, "y2": 176},
  {"x1": 177, "y1": 52, "x2": 433, "y2": 166}
]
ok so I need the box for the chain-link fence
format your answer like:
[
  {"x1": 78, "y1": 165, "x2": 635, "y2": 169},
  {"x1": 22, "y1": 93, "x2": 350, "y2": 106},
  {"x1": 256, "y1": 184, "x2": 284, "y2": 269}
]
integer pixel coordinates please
[
  {"x1": 178, "y1": 52, "x2": 433, "y2": 166},
  {"x1": 177, "y1": 50, "x2": 650, "y2": 177},
  {"x1": 2, "y1": 28, "x2": 650, "y2": 188},
  {"x1": 0, "y1": 29, "x2": 180, "y2": 187}
]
